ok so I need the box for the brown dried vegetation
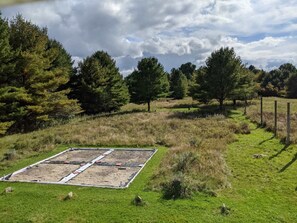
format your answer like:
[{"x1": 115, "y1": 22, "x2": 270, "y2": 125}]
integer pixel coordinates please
[{"x1": 0, "y1": 99, "x2": 244, "y2": 197}]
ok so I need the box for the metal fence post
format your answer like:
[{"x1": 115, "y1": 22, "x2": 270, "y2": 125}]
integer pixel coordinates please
[
  {"x1": 286, "y1": 102, "x2": 291, "y2": 145},
  {"x1": 260, "y1": 96, "x2": 263, "y2": 126},
  {"x1": 274, "y1": 100, "x2": 277, "y2": 137}
]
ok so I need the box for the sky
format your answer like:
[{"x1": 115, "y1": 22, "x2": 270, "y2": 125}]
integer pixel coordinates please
[{"x1": 2, "y1": 0, "x2": 297, "y2": 76}]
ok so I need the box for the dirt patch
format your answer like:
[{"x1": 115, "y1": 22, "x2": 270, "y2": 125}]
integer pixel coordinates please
[
  {"x1": 9, "y1": 164, "x2": 79, "y2": 182},
  {"x1": 100, "y1": 150, "x2": 154, "y2": 166},
  {"x1": 69, "y1": 166, "x2": 141, "y2": 187},
  {"x1": 49, "y1": 149, "x2": 108, "y2": 163}
]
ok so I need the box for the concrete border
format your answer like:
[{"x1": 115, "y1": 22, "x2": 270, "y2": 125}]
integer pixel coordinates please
[{"x1": 0, "y1": 147, "x2": 157, "y2": 189}]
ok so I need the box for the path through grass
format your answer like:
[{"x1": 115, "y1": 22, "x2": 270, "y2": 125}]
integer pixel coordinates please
[{"x1": 221, "y1": 111, "x2": 297, "y2": 222}]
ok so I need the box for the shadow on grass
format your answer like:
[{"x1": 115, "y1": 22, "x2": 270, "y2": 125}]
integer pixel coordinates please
[
  {"x1": 167, "y1": 104, "x2": 239, "y2": 120},
  {"x1": 279, "y1": 152, "x2": 297, "y2": 173},
  {"x1": 269, "y1": 145, "x2": 289, "y2": 160},
  {"x1": 259, "y1": 136, "x2": 275, "y2": 145},
  {"x1": 83, "y1": 109, "x2": 146, "y2": 120},
  {"x1": 168, "y1": 103, "x2": 200, "y2": 109}
]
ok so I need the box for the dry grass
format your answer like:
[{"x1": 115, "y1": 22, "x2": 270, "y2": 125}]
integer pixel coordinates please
[
  {"x1": 0, "y1": 98, "x2": 246, "y2": 197},
  {"x1": 247, "y1": 97, "x2": 297, "y2": 143}
]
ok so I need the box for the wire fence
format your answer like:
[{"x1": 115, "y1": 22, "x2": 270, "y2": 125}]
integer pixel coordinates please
[{"x1": 246, "y1": 97, "x2": 297, "y2": 144}]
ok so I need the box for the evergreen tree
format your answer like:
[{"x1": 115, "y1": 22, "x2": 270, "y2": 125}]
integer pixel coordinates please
[
  {"x1": 170, "y1": 68, "x2": 188, "y2": 99},
  {"x1": 126, "y1": 57, "x2": 169, "y2": 112},
  {"x1": 189, "y1": 66, "x2": 209, "y2": 103},
  {"x1": 70, "y1": 51, "x2": 129, "y2": 114},
  {"x1": 0, "y1": 14, "x2": 18, "y2": 134},
  {"x1": 191, "y1": 47, "x2": 244, "y2": 110},
  {"x1": 179, "y1": 62, "x2": 196, "y2": 80},
  {"x1": 229, "y1": 68, "x2": 256, "y2": 111},
  {"x1": 255, "y1": 63, "x2": 297, "y2": 97},
  {"x1": 2, "y1": 15, "x2": 81, "y2": 132},
  {"x1": 286, "y1": 73, "x2": 297, "y2": 98}
]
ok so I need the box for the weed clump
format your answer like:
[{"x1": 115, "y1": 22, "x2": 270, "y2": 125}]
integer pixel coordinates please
[
  {"x1": 2, "y1": 149, "x2": 17, "y2": 161},
  {"x1": 1, "y1": 187, "x2": 13, "y2": 195},
  {"x1": 238, "y1": 123, "x2": 251, "y2": 134},
  {"x1": 220, "y1": 203, "x2": 231, "y2": 215},
  {"x1": 173, "y1": 151, "x2": 198, "y2": 173},
  {"x1": 63, "y1": 192, "x2": 74, "y2": 201},
  {"x1": 132, "y1": 195, "x2": 146, "y2": 206},
  {"x1": 230, "y1": 122, "x2": 251, "y2": 134}
]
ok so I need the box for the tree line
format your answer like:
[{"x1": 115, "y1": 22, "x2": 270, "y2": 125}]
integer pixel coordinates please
[
  {"x1": 249, "y1": 63, "x2": 297, "y2": 98},
  {"x1": 1, "y1": 13, "x2": 297, "y2": 135}
]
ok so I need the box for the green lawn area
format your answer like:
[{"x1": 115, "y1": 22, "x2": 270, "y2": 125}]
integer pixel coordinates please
[
  {"x1": 1, "y1": 110, "x2": 297, "y2": 222},
  {"x1": 222, "y1": 111, "x2": 297, "y2": 222}
]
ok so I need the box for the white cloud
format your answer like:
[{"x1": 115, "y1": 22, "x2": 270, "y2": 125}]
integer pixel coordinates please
[{"x1": 2, "y1": 0, "x2": 297, "y2": 72}]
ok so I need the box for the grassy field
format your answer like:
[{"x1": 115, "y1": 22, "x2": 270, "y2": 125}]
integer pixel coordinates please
[
  {"x1": 0, "y1": 98, "x2": 241, "y2": 197},
  {"x1": 247, "y1": 97, "x2": 297, "y2": 143},
  {"x1": 0, "y1": 98, "x2": 297, "y2": 222}
]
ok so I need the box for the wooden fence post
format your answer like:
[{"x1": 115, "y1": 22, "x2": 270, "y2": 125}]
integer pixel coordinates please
[
  {"x1": 260, "y1": 96, "x2": 263, "y2": 126},
  {"x1": 286, "y1": 102, "x2": 291, "y2": 145},
  {"x1": 274, "y1": 100, "x2": 277, "y2": 137}
]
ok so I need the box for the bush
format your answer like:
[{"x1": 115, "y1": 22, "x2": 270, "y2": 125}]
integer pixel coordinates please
[{"x1": 161, "y1": 175, "x2": 190, "y2": 199}]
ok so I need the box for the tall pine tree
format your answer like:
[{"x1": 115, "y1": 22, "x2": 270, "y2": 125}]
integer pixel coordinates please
[
  {"x1": 126, "y1": 57, "x2": 169, "y2": 112},
  {"x1": 170, "y1": 68, "x2": 188, "y2": 99},
  {"x1": 2, "y1": 15, "x2": 81, "y2": 132},
  {"x1": 190, "y1": 47, "x2": 245, "y2": 110},
  {"x1": 69, "y1": 51, "x2": 129, "y2": 114},
  {"x1": 0, "y1": 13, "x2": 24, "y2": 135}
]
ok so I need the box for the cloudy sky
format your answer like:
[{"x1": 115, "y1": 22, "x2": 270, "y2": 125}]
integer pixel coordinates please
[{"x1": 2, "y1": 0, "x2": 297, "y2": 75}]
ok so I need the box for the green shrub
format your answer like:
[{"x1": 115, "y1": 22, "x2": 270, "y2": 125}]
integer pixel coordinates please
[{"x1": 161, "y1": 175, "x2": 190, "y2": 199}]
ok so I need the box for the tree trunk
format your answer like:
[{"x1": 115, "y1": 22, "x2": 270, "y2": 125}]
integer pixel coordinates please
[
  {"x1": 147, "y1": 100, "x2": 151, "y2": 112},
  {"x1": 233, "y1": 99, "x2": 236, "y2": 106},
  {"x1": 244, "y1": 99, "x2": 247, "y2": 115},
  {"x1": 219, "y1": 99, "x2": 224, "y2": 111}
]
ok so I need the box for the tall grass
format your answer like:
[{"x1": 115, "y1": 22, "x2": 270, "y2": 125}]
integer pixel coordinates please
[
  {"x1": 247, "y1": 97, "x2": 297, "y2": 143},
  {"x1": 0, "y1": 98, "x2": 247, "y2": 197}
]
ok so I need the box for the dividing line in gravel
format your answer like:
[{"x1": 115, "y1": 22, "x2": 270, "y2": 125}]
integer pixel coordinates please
[{"x1": 59, "y1": 149, "x2": 114, "y2": 183}]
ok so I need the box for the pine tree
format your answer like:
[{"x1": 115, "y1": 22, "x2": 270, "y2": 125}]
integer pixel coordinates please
[
  {"x1": 3, "y1": 15, "x2": 81, "y2": 132},
  {"x1": 0, "y1": 14, "x2": 21, "y2": 134},
  {"x1": 179, "y1": 62, "x2": 196, "y2": 80},
  {"x1": 286, "y1": 73, "x2": 297, "y2": 98},
  {"x1": 70, "y1": 51, "x2": 129, "y2": 114},
  {"x1": 190, "y1": 47, "x2": 245, "y2": 110},
  {"x1": 170, "y1": 68, "x2": 188, "y2": 99},
  {"x1": 126, "y1": 57, "x2": 169, "y2": 112}
]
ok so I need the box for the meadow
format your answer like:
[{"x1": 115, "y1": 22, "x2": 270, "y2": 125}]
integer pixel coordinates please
[{"x1": 0, "y1": 98, "x2": 297, "y2": 222}]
